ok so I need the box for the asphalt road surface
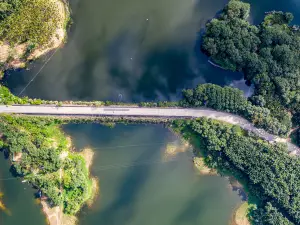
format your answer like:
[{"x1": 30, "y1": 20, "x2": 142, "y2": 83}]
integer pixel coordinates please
[{"x1": 0, "y1": 105, "x2": 298, "y2": 155}]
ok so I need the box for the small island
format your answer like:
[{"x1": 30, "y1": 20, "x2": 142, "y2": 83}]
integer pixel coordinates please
[{"x1": 0, "y1": 0, "x2": 69, "y2": 78}]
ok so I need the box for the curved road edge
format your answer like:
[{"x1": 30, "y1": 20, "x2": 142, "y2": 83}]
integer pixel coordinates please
[{"x1": 0, "y1": 105, "x2": 299, "y2": 155}]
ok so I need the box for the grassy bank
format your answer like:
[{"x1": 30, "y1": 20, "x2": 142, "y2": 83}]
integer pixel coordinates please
[{"x1": 231, "y1": 202, "x2": 251, "y2": 225}]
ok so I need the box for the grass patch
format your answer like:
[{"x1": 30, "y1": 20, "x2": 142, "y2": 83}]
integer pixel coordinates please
[{"x1": 0, "y1": 0, "x2": 60, "y2": 45}]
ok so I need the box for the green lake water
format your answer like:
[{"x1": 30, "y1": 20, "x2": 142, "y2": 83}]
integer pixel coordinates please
[
  {"x1": 2, "y1": 0, "x2": 300, "y2": 224},
  {"x1": 0, "y1": 156, "x2": 46, "y2": 225},
  {"x1": 63, "y1": 124, "x2": 242, "y2": 225}
]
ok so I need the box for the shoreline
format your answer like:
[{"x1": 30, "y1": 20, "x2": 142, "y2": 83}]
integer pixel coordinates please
[
  {"x1": 41, "y1": 144, "x2": 98, "y2": 225},
  {"x1": 80, "y1": 148, "x2": 100, "y2": 208},
  {"x1": 193, "y1": 157, "x2": 217, "y2": 175},
  {"x1": 230, "y1": 202, "x2": 251, "y2": 225},
  {"x1": 41, "y1": 200, "x2": 77, "y2": 225},
  {"x1": 0, "y1": 0, "x2": 70, "y2": 76}
]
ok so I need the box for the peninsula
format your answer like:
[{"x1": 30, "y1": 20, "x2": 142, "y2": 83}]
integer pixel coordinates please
[{"x1": 0, "y1": 0, "x2": 69, "y2": 78}]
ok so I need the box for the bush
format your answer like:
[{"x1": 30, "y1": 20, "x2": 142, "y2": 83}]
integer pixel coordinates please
[
  {"x1": 173, "y1": 118, "x2": 300, "y2": 224},
  {"x1": 0, "y1": 115, "x2": 92, "y2": 215},
  {"x1": 0, "y1": 0, "x2": 60, "y2": 45},
  {"x1": 181, "y1": 84, "x2": 292, "y2": 136}
]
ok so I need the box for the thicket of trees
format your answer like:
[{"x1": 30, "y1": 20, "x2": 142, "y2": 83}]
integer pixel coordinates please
[
  {"x1": 0, "y1": 115, "x2": 92, "y2": 215},
  {"x1": 202, "y1": 0, "x2": 300, "y2": 129},
  {"x1": 0, "y1": 0, "x2": 21, "y2": 21},
  {"x1": 181, "y1": 83, "x2": 292, "y2": 136},
  {"x1": 0, "y1": 0, "x2": 60, "y2": 45},
  {"x1": 172, "y1": 118, "x2": 300, "y2": 224}
]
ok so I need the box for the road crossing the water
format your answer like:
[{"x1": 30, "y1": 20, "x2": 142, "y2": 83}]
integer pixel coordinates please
[{"x1": 0, "y1": 105, "x2": 299, "y2": 155}]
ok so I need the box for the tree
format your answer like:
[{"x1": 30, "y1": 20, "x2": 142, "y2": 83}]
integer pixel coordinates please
[{"x1": 202, "y1": 0, "x2": 300, "y2": 135}]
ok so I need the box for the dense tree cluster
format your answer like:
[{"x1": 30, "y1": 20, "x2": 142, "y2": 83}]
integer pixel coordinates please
[
  {"x1": 172, "y1": 118, "x2": 300, "y2": 224},
  {"x1": 202, "y1": 0, "x2": 300, "y2": 128},
  {"x1": 0, "y1": 115, "x2": 92, "y2": 215},
  {"x1": 0, "y1": 0, "x2": 60, "y2": 45},
  {"x1": 0, "y1": 0, "x2": 21, "y2": 21},
  {"x1": 181, "y1": 84, "x2": 292, "y2": 136}
]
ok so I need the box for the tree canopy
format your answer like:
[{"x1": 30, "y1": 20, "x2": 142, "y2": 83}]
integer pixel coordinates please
[
  {"x1": 0, "y1": 115, "x2": 92, "y2": 215},
  {"x1": 173, "y1": 118, "x2": 300, "y2": 224},
  {"x1": 202, "y1": 0, "x2": 300, "y2": 128},
  {"x1": 181, "y1": 83, "x2": 292, "y2": 136}
]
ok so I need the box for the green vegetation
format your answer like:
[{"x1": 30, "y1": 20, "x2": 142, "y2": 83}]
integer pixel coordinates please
[
  {"x1": 172, "y1": 118, "x2": 300, "y2": 224},
  {"x1": 0, "y1": 0, "x2": 21, "y2": 22},
  {"x1": 0, "y1": 84, "x2": 179, "y2": 107},
  {"x1": 296, "y1": 129, "x2": 300, "y2": 147},
  {"x1": 0, "y1": 0, "x2": 60, "y2": 45},
  {"x1": 0, "y1": 84, "x2": 293, "y2": 137},
  {"x1": 0, "y1": 115, "x2": 93, "y2": 215},
  {"x1": 202, "y1": 0, "x2": 300, "y2": 129},
  {"x1": 181, "y1": 83, "x2": 291, "y2": 136}
]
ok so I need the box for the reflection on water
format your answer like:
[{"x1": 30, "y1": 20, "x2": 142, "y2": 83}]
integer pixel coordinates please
[
  {"x1": 0, "y1": 156, "x2": 46, "y2": 225},
  {"x1": 245, "y1": 0, "x2": 300, "y2": 24},
  {"x1": 5, "y1": 0, "x2": 243, "y2": 102},
  {"x1": 63, "y1": 124, "x2": 242, "y2": 225},
  {"x1": 2, "y1": 0, "x2": 300, "y2": 224},
  {"x1": 3, "y1": 0, "x2": 300, "y2": 102}
]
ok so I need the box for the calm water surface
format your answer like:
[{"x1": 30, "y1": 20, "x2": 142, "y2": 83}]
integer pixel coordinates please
[
  {"x1": 63, "y1": 124, "x2": 242, "y2": 225},
  {"x1": 2, "y1": 0, "x2": 300, "y2": 224},
  {"x1": 0, "y1": 156, "x2": 46, "y2": 225},
  {"x1": 5, "y1": 0, "x2": 249, "y2": 101},
  {"x1": 4, "y1": 0, "x2": 300, "y2": 100}
]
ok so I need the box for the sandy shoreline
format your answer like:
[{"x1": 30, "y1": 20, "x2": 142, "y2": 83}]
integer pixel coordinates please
[
  {"x1": 193, "y1": 157, "x2": 217, "y2": 175},
  {"x1": 80, "y1": 148, "x2": 100, "y2": 208},
  {"x1": 0, "y1": 0, "x2": 69, "y2": 74},
  {"x1": 41, "y1": 200, "x2": 77, "y2": 225},
  {"x1": 230, "y1": 202, "x2": 251, "y2": 225},
  {"x1": 41, "y1": 145, "x2": 98, "y2": 225}
]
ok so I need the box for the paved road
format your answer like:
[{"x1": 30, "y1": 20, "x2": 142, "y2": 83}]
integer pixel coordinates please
[{"x1": 0, "y1": 105, "x2": 299, "y2": 155}]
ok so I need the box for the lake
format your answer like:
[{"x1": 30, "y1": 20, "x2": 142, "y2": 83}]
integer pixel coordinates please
[
  {"x1": 65, "y1": 124, "x2": 242, "y2": 225},
  {"x1": 2, "y1": 0, "x2": 300, "y2": 224}
]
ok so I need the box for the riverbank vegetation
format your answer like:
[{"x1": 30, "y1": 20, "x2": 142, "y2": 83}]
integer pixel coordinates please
[
  {"x1": 1, "y1": 84, "x2": 291, "y2": 137},
  {"x1": 232, "y1": 202, "x2": 251, "y2": 225},
  {"x1": 171, "y1": 118, "x2": 300, "y2": 224},
  {"x1": 181, "y1": 83, "x2": 292, "y2": 136},
  {"x1": 0, "y1": 115, "x2": 94, "y2": 216},
  {"x1": 202, "y1": 0, "x2": 300, "y2": 132},
  {"x1": 0, "y1": 0, "x2": 68, "y2": 74},
  {"x1": 0, "y1": 112, "x2": 298, "y2": 224}
]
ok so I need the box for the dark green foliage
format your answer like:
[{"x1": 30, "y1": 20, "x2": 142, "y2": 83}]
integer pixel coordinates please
[
  {"x1": 202, "y1": 0, "x2": 300, "y2": 129},
  {"x1": 173, "y1": 118, "x2": 300, "y2": 224},
  {"x1": 252, "y1": 202, "x2": 294, "y2": 225},
  {"x1": 0, "y1": 0, "x2": 21, "y2": 21},
  {"x1": 181, "y1": 83, "x2": 248, "y2": 113},
  {"x1": 202, "y1": 0, "x2": 260, "y2": 71},
  {"x1": 181, "y1": 84, "x2": 292, "y2": 136},
  {"x1": 0, "y1": 115, "x2": 92, "y2": 215}
]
